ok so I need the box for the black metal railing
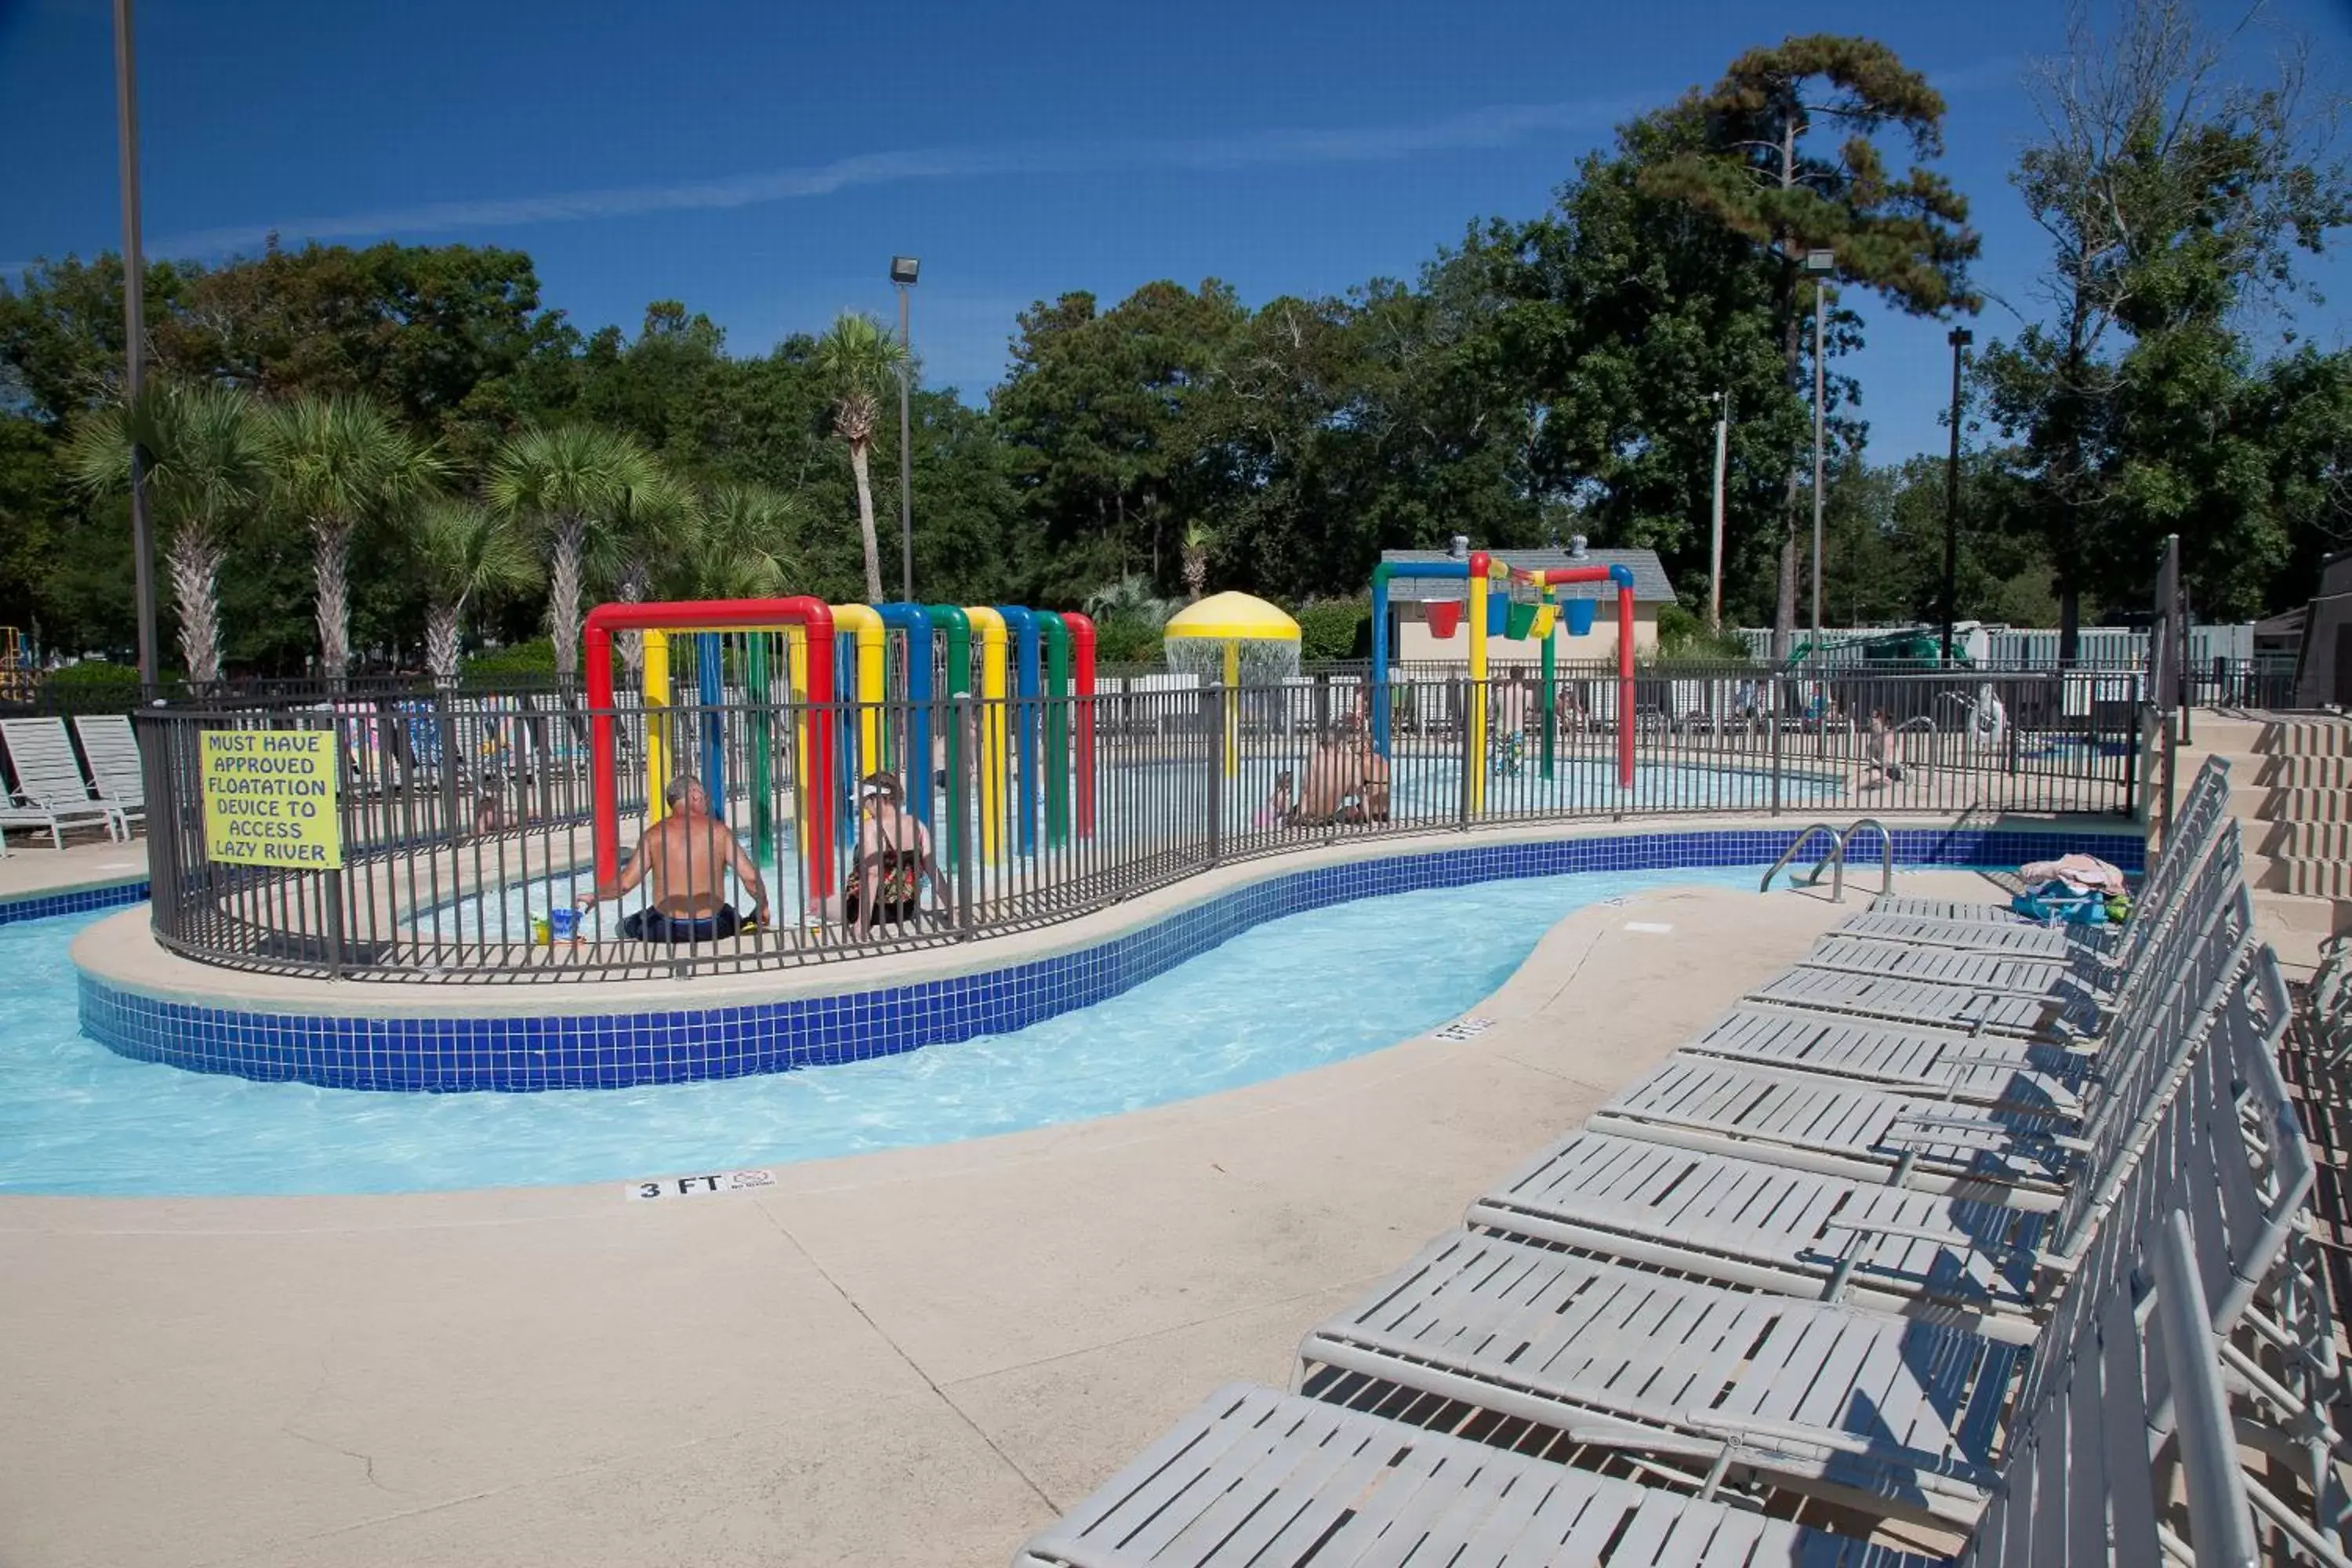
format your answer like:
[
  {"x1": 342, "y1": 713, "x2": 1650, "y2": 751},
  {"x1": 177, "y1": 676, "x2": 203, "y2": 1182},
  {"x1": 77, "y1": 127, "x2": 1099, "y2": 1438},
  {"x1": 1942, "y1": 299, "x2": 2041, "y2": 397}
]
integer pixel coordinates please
[{"x1": 129, "y1": 663, "x2": 2137, "y2": 982}]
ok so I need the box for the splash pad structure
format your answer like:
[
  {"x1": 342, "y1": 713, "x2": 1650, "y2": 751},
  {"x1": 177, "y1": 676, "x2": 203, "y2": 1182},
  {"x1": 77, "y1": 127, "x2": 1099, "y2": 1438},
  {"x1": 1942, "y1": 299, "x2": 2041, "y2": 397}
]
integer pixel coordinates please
[
  {"x1": 584, "y1": 597, "x2": 1098, "y2": 903},
  {"x1": 1161, "y1": 593, "x2": 1303, "y2": 778},
  {"x1": 1370, "y1": 551, "x2": 1636, "y2": 800}
]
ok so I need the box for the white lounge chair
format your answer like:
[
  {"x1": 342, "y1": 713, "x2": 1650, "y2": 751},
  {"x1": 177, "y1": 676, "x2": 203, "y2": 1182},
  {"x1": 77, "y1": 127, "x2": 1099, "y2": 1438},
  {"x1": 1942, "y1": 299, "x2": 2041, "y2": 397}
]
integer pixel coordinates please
[
  {"x1": 69, "y1": 713, "x2": 147, "y2": 833},
  {"x1": 1741, "y1": 821, "x2": 2244, "y2": 1051},
  {"x1": 1298, "y1": 1223, "x2": 2024, "y2": 1530},
  {"x1": 1592, "y1": 877, "x2": 2252, "y2": 1205},
  {"x1": 1826, "y1": 911, "x2": 2097, "y2": 957},
  {"x1": 1299, "y1": 948, "x2": 2297, "y2": 1537},
  {"x1": 1675, "y1": 1004, "x2": 2085, "y2": 1112},
  {"x1": 1795, "y1": 934, "x2": 2086, "y2": 994},
  {"x1": 0, "y1": 717, "x2": 125, "y2": 848},
  {"x1": 1861, "y1": 755, "x2": 2228, "y2": 938},
  {"x1": 1014, "y1": 1382, "x2": 1947, "y2": 1568},
  {"x1": 1474, "y1": 943, "x2": 2293, "y2": 1346}
]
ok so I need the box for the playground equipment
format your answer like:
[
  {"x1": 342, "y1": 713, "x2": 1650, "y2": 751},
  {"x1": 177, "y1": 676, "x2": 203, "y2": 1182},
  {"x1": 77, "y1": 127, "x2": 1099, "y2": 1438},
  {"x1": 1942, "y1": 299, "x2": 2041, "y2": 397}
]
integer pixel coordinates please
[
  {"x1": 586, "y1": 598, "x2": 837, "y2": 896},
  {"x1": 1514, "y1": 562, "x2": 1636, "y2": 789},
  {"x1": 584, "y1": 596, "x2": 1098, "y2": 904},
  {"x1": 1162, "y1": 593, "x2": 1303, "y2": 778},
  {"x1": 1369, "y1": 553, "x2": 1635, "y2": 802},
  {"x1": 1783, "y1": 622, "x2": 1984, "y2": 668},
  {"x1": 1371, "y1": 552, "x2": 1497, "y2": 794}
]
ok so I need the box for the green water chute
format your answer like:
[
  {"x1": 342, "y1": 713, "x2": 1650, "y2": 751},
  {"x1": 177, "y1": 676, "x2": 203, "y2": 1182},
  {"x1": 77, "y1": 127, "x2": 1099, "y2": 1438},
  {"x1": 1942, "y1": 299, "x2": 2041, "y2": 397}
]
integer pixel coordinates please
[
  {"x1": 926, "y1": 605, "x2": 972, "y2": 869},
  {"x1": 747, "y1": 635, "x2": 774, "y2": 864}
]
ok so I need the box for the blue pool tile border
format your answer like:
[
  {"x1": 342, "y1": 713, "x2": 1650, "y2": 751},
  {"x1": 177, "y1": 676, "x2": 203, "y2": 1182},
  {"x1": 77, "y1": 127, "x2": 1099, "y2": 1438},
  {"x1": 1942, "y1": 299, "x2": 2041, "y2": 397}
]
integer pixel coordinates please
[
  {"x1": 0, "y1": 878, "x2": 150, "y2": 927},
  {"x1": 72, "y1": 826, "x2": 2143, "y2": 1094}
]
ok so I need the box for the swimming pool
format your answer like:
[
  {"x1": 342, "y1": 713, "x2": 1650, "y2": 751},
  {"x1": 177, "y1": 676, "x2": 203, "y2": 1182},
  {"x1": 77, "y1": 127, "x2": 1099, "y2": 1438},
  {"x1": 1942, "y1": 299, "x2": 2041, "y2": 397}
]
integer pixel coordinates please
[{"x1": 8, "y1": 863, "x2": 1754, "y2": 1197}]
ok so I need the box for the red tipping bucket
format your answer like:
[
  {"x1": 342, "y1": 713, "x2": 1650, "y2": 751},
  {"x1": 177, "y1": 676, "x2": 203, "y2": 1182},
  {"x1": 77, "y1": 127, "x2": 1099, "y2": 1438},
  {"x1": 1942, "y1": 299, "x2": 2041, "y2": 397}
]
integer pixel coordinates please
[{"x1": 1425, "y1": 601, "x2": 1463, "y2": 640}]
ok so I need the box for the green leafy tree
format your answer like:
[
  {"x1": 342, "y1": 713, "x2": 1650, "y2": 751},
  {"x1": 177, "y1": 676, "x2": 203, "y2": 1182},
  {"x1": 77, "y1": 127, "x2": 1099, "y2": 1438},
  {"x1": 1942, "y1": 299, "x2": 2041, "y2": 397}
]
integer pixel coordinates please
[
  {"x1": 0, "y1": 253, "x2": 196, "y2": 425},
  {"x1": 1438, "y1": 120, "x2": 1804, "y2": 621},
  {"x1": 2247, "y1": 347, "x2": 2352, "y2": 603},
  {"x1": 1637, "y1": 35, "x2": 1978, "y2": 648},
  {"x1": 62, "y1": 381, "x2": 267, "y2": 687},
  {"x1": 1817, "y1": 450, "x2": 2057, "y2": 627},
  {"x1": 995, "y1": 282, "x2": 1247, "y2": 599},
  {"x1": 1979, "y1": 0, "x2": 2350, "y2": 639},
  {"x1": 409, "y1": 499, "x2": 539, "y2": 685},
  {"x1": 811, "y1": 312, "x2": 910, "y2": 602},
  {"x1": 260, "y1": 392, "x2": 445, "y2": 681},
  {"x1": 572, "y1": 300, "x2": 728, "y2": 459},
  {"x1": 151, "y1": 241, "x2": 579, "y2": 456},
  {"x1": 487, "y1": 424, "x2": 656, "y2": 683}
]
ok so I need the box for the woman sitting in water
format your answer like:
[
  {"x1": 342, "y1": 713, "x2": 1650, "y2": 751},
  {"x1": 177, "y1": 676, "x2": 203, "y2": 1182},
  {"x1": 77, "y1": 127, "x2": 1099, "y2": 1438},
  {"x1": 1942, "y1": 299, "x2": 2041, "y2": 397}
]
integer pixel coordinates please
[{"x1": 818, "y1": 771, "x2": 950, "y2": 935}]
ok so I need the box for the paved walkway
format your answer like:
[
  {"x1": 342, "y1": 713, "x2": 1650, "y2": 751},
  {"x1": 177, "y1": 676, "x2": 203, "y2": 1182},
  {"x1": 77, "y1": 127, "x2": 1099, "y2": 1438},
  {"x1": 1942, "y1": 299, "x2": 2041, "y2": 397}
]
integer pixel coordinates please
[
  {"x1": 0, "y1": 835, "x2": 147, "y2": 901},
  {"x1": 0, "y1": 866, "x2": 2013, "y2": 1568}
]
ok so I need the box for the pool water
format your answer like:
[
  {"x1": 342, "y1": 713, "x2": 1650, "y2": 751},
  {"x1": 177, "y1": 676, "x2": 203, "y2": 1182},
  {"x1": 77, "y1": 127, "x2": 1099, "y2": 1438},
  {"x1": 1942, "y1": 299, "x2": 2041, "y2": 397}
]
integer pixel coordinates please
[{"x1": 2, "y1": 864, "x2": 1757, "y2": 1197}]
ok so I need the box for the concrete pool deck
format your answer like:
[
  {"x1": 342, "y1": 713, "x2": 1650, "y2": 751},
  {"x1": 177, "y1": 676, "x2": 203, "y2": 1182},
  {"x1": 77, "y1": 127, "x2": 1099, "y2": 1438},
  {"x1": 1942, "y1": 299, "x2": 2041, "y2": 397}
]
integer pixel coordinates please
[{"x1": 0, "y1": 862, "x2": 2019, "y2": 1568}]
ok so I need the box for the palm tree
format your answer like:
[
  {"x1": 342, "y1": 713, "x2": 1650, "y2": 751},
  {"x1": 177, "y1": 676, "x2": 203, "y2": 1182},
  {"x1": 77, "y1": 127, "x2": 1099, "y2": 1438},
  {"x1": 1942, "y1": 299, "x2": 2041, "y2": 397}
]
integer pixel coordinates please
[
  {"x1": 410, "y1": 499, "x2": 539, "y2": 687},
  {"x1": 812, "y1": 312, "x2": 910, "y2": 603},
  {"x1": 261, "y1": 393, "x2": 445, "y2": 684},
  {"x1": 1179, "y1": 523, "x2": 1217, "y2": 601},
  {"x1": 1082, "y1": 574, "x2": 1178, "y2": 630},
  {"x1": 486, "y1": 424, "x2": 655, "y2": 685},
  {"x1": 591, "y1": 468, "x2": 700, "y2": 688},
  {"x1": 64, "y1": 381, "x2": 267, "y2": 689},
  {"x1": 666, "y1": 482, "x2": 800, "y2": 601}
]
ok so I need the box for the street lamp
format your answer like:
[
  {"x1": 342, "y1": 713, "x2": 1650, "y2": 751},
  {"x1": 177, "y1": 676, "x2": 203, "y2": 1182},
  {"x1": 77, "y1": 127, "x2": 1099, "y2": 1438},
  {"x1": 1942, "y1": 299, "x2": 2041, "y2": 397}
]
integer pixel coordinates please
[
  {"x1": 889, "y1": 255, "x2": 920, "y2": 603},
  {"x1": 113, "y1": 0, "x2": 159, "y2": 691},
  {"x1": 1942, "y1": 326, "x2": 1973, "y2": 665},
  {"x1": 1802, "y1": 248, "x2": 1835, "y2": 649},
  {"x1": 1708, "y1": 390, "x2": 1730, "y2": 632}
]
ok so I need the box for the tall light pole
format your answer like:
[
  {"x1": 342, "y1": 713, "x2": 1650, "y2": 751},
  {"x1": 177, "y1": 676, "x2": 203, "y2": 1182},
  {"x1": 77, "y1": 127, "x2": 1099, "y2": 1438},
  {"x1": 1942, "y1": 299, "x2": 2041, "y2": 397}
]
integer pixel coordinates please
[
  {"x1": 1708, "y1": 391, "x2": 1730, "y2": 632},
  {"x1": 1802, "y1": 249, "x2": 1834, "y2": 649},
  {"x1": 889, "y1": 255, "x2": 920, "y2": 603},
  {"x1": 1942, "y1": 326, "x2": 1973, "y2": 666},
  {"x1": 113, "y1": 0, "x2": 159, "y2": 690}
]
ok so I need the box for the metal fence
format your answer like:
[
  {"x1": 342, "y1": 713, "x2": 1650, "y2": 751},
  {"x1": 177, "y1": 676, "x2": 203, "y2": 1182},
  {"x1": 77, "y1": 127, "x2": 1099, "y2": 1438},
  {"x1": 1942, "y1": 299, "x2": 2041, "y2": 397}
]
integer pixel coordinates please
[
  {"x1": 132, "y1": 662, "x2": 2138, "y2": 982},
  {"x1": 2180, "y1": 655, "x2": 2299, "y2": 710},
  {"x1": 1731, "y1": 622, "x2": 2263, "y2": 668}
]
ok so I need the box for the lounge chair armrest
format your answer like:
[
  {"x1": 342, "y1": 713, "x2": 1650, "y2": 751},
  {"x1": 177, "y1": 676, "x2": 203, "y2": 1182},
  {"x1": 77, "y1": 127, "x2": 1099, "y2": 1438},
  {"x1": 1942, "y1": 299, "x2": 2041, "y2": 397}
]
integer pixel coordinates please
[
  {"x1": 1889, "y1": 1107, "x2": 2084, "y2": 1142},
  {"x1": 1943, "y1": 1045, "x2": 2067, "y2": 1069},
  {"x1": 1677, "y1": 1412, "x2": 1994, "y2": 1494},
  {"x1": 1559, "y1": 1422, "x2": 1731, "y2": 1463},
  {"x1": 1817, "y1": 1215, "x2": 2034, "y2": 1259},
  {"x1": 15, "y1": 788, "x2": 93, "y2": 811}
]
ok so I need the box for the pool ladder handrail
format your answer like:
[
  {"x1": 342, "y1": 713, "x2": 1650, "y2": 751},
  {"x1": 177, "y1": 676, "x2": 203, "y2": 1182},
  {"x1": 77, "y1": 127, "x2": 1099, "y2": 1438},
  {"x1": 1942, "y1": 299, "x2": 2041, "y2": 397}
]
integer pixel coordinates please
[{"x1": 1759, "y1": 817, "x2": 1896, "y2": 904}]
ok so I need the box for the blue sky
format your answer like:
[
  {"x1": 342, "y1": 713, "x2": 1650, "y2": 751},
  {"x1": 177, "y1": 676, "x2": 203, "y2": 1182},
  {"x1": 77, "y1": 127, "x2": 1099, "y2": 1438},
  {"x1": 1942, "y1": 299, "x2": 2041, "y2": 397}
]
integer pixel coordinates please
[{"x1": 4, "y1": 0, "x2": 2350, "y2": 460}]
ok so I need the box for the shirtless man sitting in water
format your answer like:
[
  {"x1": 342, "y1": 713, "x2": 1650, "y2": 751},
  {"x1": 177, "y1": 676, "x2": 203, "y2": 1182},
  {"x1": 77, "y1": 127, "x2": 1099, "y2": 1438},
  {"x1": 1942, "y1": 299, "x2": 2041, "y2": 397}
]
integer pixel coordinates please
[
  {"x1": 578, "y1": 775, "x2": 770, "y2": 942},
  {"x1": 1293, "y1": 718, "x2": 1392, "y2": 825}
]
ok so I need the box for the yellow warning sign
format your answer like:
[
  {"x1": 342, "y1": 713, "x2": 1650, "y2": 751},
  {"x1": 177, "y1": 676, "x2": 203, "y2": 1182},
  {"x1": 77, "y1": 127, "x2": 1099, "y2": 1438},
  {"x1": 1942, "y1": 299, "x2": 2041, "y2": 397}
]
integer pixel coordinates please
[{"x1": 200, "y1": 730, "x2": 343, "y2": 869}]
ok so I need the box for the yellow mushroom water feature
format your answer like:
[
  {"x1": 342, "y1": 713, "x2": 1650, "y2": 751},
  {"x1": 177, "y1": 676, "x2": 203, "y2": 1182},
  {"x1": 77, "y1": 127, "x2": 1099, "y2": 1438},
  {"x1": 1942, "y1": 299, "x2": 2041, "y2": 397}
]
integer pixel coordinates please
[{"x1": 1160, "y1": 591, "x2": 1302, "y2": 777}]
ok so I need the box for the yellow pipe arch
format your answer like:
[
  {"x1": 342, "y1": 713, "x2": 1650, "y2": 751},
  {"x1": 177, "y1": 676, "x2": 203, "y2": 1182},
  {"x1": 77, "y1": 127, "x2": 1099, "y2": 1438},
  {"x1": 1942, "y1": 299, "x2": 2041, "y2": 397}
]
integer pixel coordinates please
[{"x1": 964, "y1": 607, "x2": 1010, "y2": 862}]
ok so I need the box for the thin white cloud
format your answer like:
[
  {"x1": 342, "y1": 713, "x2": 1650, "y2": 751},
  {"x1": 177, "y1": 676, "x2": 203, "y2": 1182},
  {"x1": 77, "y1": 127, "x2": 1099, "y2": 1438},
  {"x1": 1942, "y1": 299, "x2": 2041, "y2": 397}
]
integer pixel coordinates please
[
  {"x1": 146, "y1": 97, "x2": 1650, "y2": 260},
  {"x1": 1170, "y1": 98, "x2": 1641, "y2": 169}
]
